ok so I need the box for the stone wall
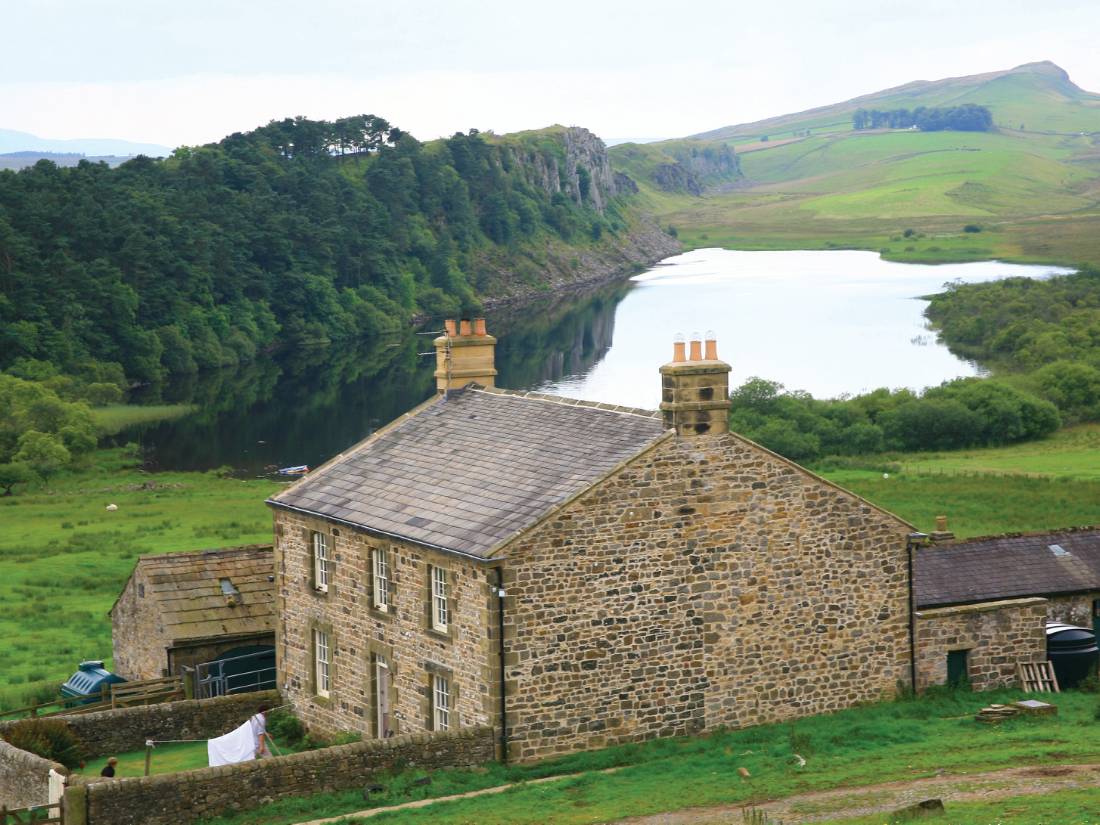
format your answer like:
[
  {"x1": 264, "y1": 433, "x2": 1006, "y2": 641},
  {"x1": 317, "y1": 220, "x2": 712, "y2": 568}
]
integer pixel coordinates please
[
  {"x1": 1046, "y1": 592, "x2": 1100, "y2": 628},
  {"x1": 66, "y1": 726, "x2": 495, "y2": 825},
  {"x1": 915, "y1": 598, "x2": 1048, "y2": 690},
  {"x1": 0, "y1": 738, "x2": 60, "y2": 808},
  {"x1": 500, "y1": 432, "x2": 913, "y2": 762},
  {"x1": 274, "y1": 511, "x2": 495, "y2": 740},
  {"x1": 110, "y1": 564, "x2": 159, "y2": 680},
  {"x1": 0, "y1": 691, "x2": 280, "y2": 760}
]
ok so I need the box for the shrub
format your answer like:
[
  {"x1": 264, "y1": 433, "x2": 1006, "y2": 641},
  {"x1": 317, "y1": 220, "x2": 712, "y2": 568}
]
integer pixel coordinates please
[
  {"x1": 963, "y1": 224, "x2": 983, "y2": 233},
  {"x1": 267, "y1": 708, "x2": 305, "y2": 747},
  {"x1": 1, "y1": 718, "x2": 85, "y2": 768}
]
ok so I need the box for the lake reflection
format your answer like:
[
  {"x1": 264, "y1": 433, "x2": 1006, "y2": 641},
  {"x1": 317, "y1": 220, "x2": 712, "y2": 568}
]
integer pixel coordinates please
[
  {"x1": 534, "y1": 249, "x2": 1074, "y2": 408},
  {"x1": 122, "y1": 249, "x2": 1073, "y2": 472}
]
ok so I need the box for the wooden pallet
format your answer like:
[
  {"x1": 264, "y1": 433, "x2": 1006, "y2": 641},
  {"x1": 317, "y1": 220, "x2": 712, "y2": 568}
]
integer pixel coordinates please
[{"x1": 1018, "y1": 661, "x2": 1060, "y2": 693}]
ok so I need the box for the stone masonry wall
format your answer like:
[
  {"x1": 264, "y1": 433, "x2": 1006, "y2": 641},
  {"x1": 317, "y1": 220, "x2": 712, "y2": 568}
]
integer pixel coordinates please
[
  {"x1": 1046, "y1": 592, "x2": 1100, "y2": 628},
  {"x1": 111, "y1": 565, "x2": 163, "y2": 680},
  {"x1": 67, "y1": 726, "x2": 495, "y2": 825},
  {"x1": 0, "y1": 691, "x2": 280, "y2": 760},
  {"x1": 0, "y1": 738, "x2": 60, "y2": 808},
  {"x1": 274, "y1": 511, "x2": 494, "y2": 740},
  {"x1": 500, "y1": 432, "x2": 913, "y2": 762},
  {"x1": 915, "y1": 598, "x2": 1048, "y2": 690}
]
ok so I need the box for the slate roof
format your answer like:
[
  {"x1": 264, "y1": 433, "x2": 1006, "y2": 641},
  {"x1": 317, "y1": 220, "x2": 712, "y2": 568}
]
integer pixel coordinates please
[
  {"x1": 268, "y1": 386, "x2": 668, "y2": 559},
  {"x1": 112, "y1": 544, "x2": 275, "y2": 644},
  {"x1": 915, "y1": 528, "x2": 1100, "y2": 608}
]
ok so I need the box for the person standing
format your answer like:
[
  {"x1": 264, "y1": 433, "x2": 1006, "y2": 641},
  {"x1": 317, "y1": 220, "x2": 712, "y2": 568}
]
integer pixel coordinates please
[
  {"x1": 100, "y1": 757, "x2": 119, "y2": 777},
  {"x1": 250, "y1": 705, "x2": 276, "y2": 758}
]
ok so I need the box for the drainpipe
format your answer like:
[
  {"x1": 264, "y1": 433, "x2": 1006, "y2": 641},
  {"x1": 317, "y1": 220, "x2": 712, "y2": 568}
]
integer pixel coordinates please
[
  {"x1": 907, "y1": 532, "x2": 928, "y2": 695},
  {"x1": 495, "y1": 566, "x2": 509, "y2": 764}
]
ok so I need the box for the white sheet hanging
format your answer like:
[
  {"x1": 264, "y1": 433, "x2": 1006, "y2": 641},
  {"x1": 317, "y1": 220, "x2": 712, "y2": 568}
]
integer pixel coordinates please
[{"x1": 207, "y1": 719, "x2": 256, "y2": 767}]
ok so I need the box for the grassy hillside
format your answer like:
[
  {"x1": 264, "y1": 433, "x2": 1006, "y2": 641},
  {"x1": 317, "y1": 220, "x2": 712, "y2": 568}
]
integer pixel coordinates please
[{"x1": 615, "y1": 62, "x2": 1100, "y2": 266}]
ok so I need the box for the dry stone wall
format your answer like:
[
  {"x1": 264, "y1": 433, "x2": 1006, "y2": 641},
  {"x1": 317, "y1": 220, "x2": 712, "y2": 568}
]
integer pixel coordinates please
[
  {"x1": 500, "y1": 432, "x2": 913, "y2": 762},
  {"x1": 0, "y1": 691, "x2": 280, "y2": 760},
  {"x1": 67, "y1": 726, "x2": 495, "y2": 825},
  {"x1": 915, "y1": 598, "x2": 1048, "y2": 690},
  {"x1": 0, "y1": 738, "x2": 59, "y2": 808},
  {"x1": 274, "y1": 511, "x2": 494, "y2": 740}
]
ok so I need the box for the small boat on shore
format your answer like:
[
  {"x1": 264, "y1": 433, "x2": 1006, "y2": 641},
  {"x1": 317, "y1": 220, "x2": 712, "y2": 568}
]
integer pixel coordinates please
[{"x1": 277, "y1": 465, "x2": 309, "y2": 477}]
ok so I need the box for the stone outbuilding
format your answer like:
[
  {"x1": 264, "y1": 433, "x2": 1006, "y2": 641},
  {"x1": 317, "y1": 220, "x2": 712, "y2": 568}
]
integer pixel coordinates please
[
  {"x1": 912, "y1": 526, "x2": 1100, "y2": 690},
  {"x1": 110, "y1": 544, "x2": 275, "y2": 684},
  {"x1": 267, "y1": 321, "x2": 916, "y2": 762}
]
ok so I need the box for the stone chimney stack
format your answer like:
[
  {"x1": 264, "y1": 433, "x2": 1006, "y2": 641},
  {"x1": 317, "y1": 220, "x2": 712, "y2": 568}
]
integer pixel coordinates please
[
  {"x1": 434, "y1": 317, "x2": 497, "y2": 393},
  {"x1": 659, "y1": 331, "x2": 732, "y2": 436},
  {"x1": 928, "y1": 515, "x2": 956, "y2": 544}
]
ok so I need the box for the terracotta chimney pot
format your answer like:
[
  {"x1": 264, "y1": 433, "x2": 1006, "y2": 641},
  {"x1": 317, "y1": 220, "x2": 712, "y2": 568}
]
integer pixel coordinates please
[
  {"x1": 459, "y1": 319, "x2": 473, "y2": 336},
  {"x1": 474, "y1": 318, "x2": 487, "y2": 336},
  {"x1": 704, "y1": 337, "x2": 718, "y2": 361},
  {"x1": 444, "y1": 319, "x2": 457, "y2": 337},
  {"x1": 689, "y1": 338, "x2": 703, "y2": 362},
  {"x1": 672, "y1": 335, "x2": 686, "y2": 363},
  {"x1": 935, "y1": 515, "x2": 948, "y2": 533}
]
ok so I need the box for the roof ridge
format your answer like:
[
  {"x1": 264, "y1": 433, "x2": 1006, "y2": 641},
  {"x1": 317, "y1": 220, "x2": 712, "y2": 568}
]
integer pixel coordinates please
[
  {"x1": 470, "y1": 384, "x2": 662, "y2": 421},
  {"x1": 137, "y1": 544, "x2": 273, "y2": 564}
]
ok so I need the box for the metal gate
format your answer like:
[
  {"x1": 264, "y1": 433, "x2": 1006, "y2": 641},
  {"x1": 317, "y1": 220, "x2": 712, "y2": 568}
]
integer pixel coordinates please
[{"x1": 195, "y1": 647, "x2": 276, "y2": 699}]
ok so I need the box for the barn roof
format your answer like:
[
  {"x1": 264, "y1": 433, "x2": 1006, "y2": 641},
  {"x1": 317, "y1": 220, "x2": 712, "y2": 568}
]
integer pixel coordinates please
[
  {"x1": 267, "y1": 385, "x2": 669, "y2": 559},
  {"x1": 915, "y1": 527, "x2": 1100, "y2": 608},
  {"x1": 112, "y1": 544, "x2": 275, "y2": 644}
]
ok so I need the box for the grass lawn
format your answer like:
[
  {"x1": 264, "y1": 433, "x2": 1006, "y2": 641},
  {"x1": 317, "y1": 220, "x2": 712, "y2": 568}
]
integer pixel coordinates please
[
  {"x1": 195, "y1": 689, "x2": 1100, "y2": 825},
  {"x1": 76, "y1": 731, "x2": 306, "y2": 778},
  {"x1": 0, "y1": 448, "x2": 281, "y2": 710},
  {"x1": 817, "y1": 787, "x2": 1100, "y2": 824}
]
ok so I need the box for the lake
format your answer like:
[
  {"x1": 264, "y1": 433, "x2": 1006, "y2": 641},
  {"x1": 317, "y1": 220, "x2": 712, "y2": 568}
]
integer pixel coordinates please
[{"x1": 121, "y1": 249, "x2": 1073, "y2": 473}]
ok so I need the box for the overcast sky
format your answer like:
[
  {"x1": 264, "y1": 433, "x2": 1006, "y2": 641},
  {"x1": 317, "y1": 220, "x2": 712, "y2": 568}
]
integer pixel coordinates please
[{"x1": 3, "y1": 0, "x2": 1098, "y2": 148}]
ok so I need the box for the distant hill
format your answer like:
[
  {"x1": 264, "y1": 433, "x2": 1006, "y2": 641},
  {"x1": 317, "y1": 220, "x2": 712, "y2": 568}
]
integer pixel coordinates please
[
  {"x1": 615, "y1": 61, "x2": 1100, "y2": 267},
  {"x1": 694, "y1": 61, "x2": 1100, "y2": 143},
  {"x1": 0, "y1": 128, "x2": 172, "y2": 157},
  {"x1": 0, "y1": 151, "x2": 140, "y2": 171}
]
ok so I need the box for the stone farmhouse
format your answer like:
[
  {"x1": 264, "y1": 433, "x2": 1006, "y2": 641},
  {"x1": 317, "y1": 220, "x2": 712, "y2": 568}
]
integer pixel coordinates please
[
  {"x1": 267, "y1": 321, "x2": 918, "y2": 762},
  {"x1": 111, "y1": 544, "x2": 275, "y2": 681}
]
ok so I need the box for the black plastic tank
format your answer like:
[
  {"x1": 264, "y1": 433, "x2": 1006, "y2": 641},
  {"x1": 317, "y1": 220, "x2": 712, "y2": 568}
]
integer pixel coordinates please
[{"x1": 1045, "y1": 623, "x2": 1099, "y2": 690}]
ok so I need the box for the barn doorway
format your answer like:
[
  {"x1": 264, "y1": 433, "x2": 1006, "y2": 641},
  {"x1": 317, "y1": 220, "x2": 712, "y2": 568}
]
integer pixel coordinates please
[
  {"x1": 947, "y1": 649, "x2": 970, "y2": 687},
  {"x1": 196, "y1": 645, "x2": 276, "y2": 699}
]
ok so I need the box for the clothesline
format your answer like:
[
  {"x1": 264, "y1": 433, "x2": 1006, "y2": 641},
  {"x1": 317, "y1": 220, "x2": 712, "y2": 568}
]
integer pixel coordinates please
[{"x1": 146, "y1": 703, "x2": 291, "y2": 747}]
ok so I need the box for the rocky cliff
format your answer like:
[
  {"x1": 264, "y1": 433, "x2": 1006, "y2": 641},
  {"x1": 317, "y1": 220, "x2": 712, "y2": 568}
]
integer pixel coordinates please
[{"x1": 609, "y1": 138, "x2": 741, "y2": 195}]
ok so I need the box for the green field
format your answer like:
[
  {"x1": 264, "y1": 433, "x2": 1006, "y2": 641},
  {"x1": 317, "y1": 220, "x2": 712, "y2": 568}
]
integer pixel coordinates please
[
  {"x1": 0, "y1": 449, "x2": 280, "y2": 709},
  {"x1": 195, "y1": 689, "x2": 1100, "y2": 825},
  {"x1": 614, "y1": 62, "x2": 1100, "y2": 267},
  {"x1": 89, "y1": 403, "x2": 196, "y2": 435}
]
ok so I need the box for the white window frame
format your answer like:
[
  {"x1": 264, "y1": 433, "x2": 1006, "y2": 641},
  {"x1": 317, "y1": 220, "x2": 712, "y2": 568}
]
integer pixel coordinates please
[
  {"x1": 314, "y1": 629, "x2": 331, "y2": 698},
  {"x1": 372, "y1": 547, "x2": 390, "y2": 612},
  {"x1": 313, "y1": 532, "x2": 330, "y2": 593},
  {"x1": 432, "y1": 673, "x2": 450, "y2": 731},
  {"x1": 430, "y1": 566, "x2": 448, "y2": 632}
]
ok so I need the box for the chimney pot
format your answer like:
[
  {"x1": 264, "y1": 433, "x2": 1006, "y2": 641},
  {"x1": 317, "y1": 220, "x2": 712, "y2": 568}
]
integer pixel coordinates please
[
  {"x1": 459, "y1": 319, "x2": 473, "y2": 336},
  {"x1": 474, "y1": 318, "x2": 487, "y2": 336},
  {"x1": 688, "y1": 338, "x2": 703, "y2": 362},
  {"x1": 444, "y1": 319, "x2": 457, "y2": 337},
  {"x1": 672, "y1": 334, "x2": 686, "y2": 363},
  {"x1": 935, "y1": 515, "x2": 948, "y2": 532},
  {"x1": 704, "y1": 336, "x2": 718, "y2": 361}
]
